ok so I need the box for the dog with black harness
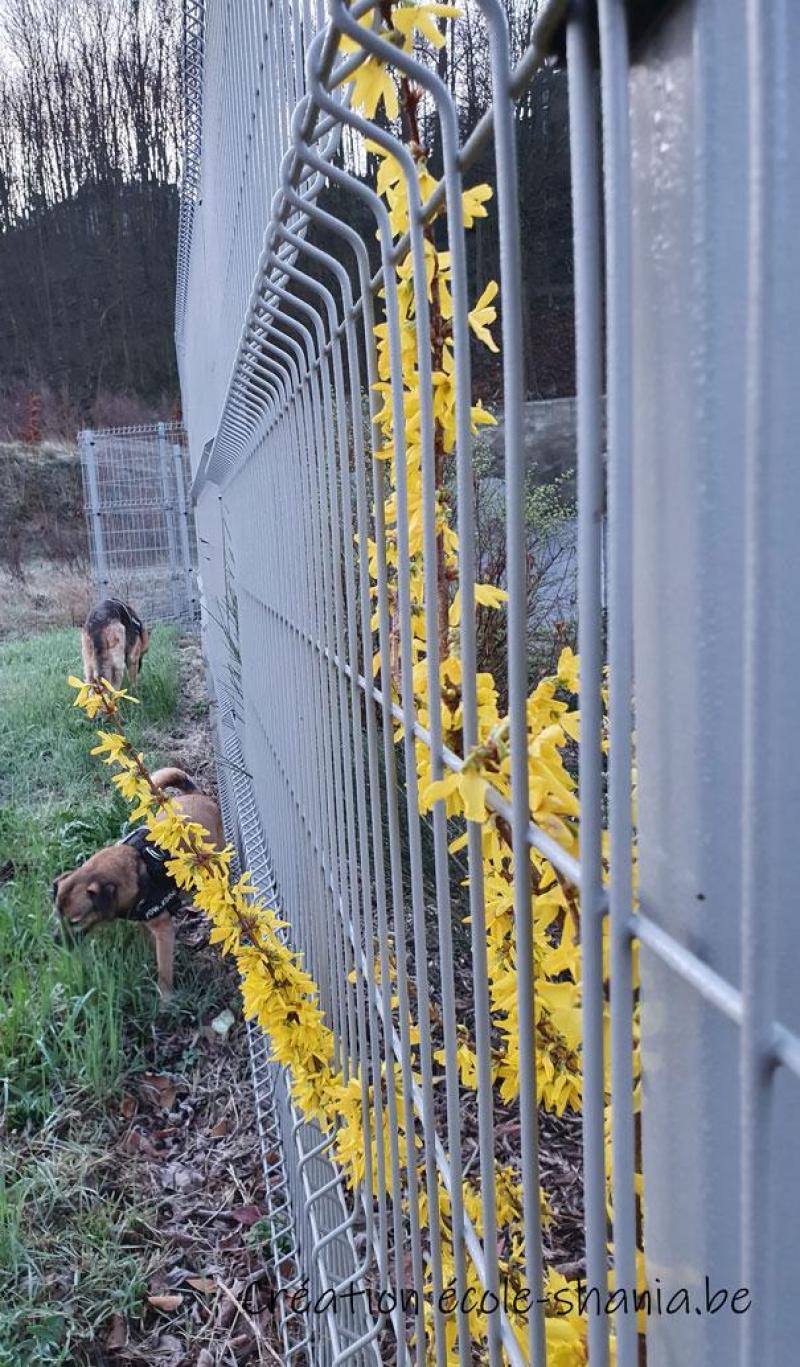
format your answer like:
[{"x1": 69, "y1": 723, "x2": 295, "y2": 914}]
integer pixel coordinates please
[{"x1": 52, "y1": 768, "x2": 224, "y2": 1000}]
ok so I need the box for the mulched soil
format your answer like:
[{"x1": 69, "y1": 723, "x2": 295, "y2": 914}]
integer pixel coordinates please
[{"x1": 98, "y1": 917, "x2": 283, "y2": 1366}]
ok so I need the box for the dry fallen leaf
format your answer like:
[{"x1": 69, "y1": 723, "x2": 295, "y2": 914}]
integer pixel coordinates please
[
  {"x1": 152, "y1": 1334, "x2": 184, "y2": 1365},
  {"x1": 147, "y1": 1293, "x2": 184, "y2": 1313},
  {"x1": 141, "y1": 1073, "x2": 178, "y2": 1111},
  {"x1": 105, "y1": 1311, "x2": 128, "y2": 1349},
  {"x1": 120, "y1": 1094, "x2": 137, "y2": 1120},
  {"x1": 161, "y1": 1161, "x2": 200, "y2": 1193},
  {"x1": 208, "y1": 1116, "x2": 230, "y2": 1139},
  {"x1": 186, "y1": 1276, "x2": 217, "y2": 1294},
  {"x1": 230, "y1": 1204, "x2": 264, "y2": 1226},
  {"x1": 123, "y1": 1128, "x2": 158, "y2": 1158},
  {"x1": 210, "y1": 1008, "x2": 235, "y2": 1037}
]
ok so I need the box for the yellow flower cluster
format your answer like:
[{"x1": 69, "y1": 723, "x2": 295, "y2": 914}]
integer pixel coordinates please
[
  {"x1": 68, "y1": 674, "x2": 597, "y2": 1365},
  {"x1": 356, "y1": 80, "x2": 586, "y2": 1121},
  {"x1": 70, "y1": 676, "x2": 345, "y2": 1129},
  {"x1": 340, "y1": 3, "x2": 638, "y2": 1359}
]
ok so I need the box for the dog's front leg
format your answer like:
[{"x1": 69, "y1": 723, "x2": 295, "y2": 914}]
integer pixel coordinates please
[{"x1": 146, "y1": 914, "x2": 176, "y2": 1004}]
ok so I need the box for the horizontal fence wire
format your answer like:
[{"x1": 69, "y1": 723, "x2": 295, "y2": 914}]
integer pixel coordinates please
[{"x1": 79, "y1": 423, "x2": 199, "y2": 629}]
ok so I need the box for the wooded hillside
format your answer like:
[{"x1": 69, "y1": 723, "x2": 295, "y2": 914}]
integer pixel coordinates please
[
  {"x1": 0, "y1": 0, "x2": 575, "y2": 438},
  {"x1": 0, "y1": 0, "x2": 180, "y2": 435}
]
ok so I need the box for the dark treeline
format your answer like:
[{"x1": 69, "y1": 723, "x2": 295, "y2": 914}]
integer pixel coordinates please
[
  {"x1": 0, "y1": 0, "x2": 181, "y2": 434},
  {"x1": 306, "y1": 0, "x2": 575, "y2": 401},
  {"x1": 425, "y1": 0, "x2": 575, "y2": 399},
  {"x1": 0, "y1": 0, "x2": 574, "y2": 437}
]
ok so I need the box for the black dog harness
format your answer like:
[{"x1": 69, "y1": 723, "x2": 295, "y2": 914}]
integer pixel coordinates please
[{"x1": 119, "y1": 827, "x2": 182, "y2": 923}]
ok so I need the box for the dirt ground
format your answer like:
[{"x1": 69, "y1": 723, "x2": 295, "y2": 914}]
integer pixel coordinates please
[
  {"x1": 96, "y1": 957, "x2": 282, "y2": 1366},
  {"x1": 141, "y1": 634, "x2": 219, "y2": 798},
  {"x1": 98, "y1": 636, "x2": 282, "y2": 1366}
]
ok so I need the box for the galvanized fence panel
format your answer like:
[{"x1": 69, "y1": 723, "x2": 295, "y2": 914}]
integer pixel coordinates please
[
  {"x1": 175, "y1": 2, "x2": 800, "y2": 1365},
  {"x1": 79, "y1": 423, "x2": 199, "y2": 628}
]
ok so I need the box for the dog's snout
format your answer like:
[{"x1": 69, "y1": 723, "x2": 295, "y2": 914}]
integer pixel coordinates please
[{"x1": 52, "y1": 914, "x2": 85, "y2": 944}]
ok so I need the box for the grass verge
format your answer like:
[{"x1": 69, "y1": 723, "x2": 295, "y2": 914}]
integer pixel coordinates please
[{"x1": 0, "y1": 625, "x2": 180, "y2": 1362}]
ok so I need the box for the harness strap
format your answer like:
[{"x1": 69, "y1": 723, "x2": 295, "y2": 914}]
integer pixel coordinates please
[{"x1": 119, "y1": 827, "x2": 182, "y2": 922}]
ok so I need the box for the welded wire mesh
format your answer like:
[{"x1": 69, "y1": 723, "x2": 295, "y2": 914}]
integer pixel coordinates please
[
  {"x1": 176, "y1": 2, "x2": 800, "y2": 1365},
  {"x1": 213, "y1": 674, "x2": 380, "y2": 1362},
  {"x1": 176, "y1": 0, "x2": 205, "y2": 358},
  {"x1": 80, "y1": 423, "x2": 198, "y2": 627},
  {"x1": 178, "y1": 2, "x2": 623, "y2": 1364}
]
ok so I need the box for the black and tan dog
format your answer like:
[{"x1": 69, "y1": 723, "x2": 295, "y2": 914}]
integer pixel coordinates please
[
  {"x1": 81, "y1": 598, "x2": 150, "y2": 690},
  {"x1": 52, "y1": 769, "x2": 223, "y2": 1000}
]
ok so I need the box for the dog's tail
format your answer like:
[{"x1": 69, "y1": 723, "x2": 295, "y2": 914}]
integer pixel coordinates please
[{"x1": 151, "y1": 767, "x2": 198, "y2": 793}]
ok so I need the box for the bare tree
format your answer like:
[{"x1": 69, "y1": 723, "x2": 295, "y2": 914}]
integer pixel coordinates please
[{"x1": 0, "y1": 0, "x2": 182, "y2": 425}]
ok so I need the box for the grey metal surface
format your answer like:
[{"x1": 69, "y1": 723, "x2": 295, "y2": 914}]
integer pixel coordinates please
[
  {"x1": 629, "y1": 1, "x2": 800, "y2": 1364},
  {"x1": 79, "y1": 423, "x2": 199, "y2": 628}
]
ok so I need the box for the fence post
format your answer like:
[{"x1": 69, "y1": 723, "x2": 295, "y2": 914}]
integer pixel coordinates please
[
  {"x1": 173, "y1": 442, "x2": 198, "y2": 625},
  {"x1": 157, "y1": 421, "x2": 181, "y2": 619},
  {"x1": 81, "y1": 429, "x2": 110, "y2": 600},
  {"x1": 629, "y1": 2, "x2": 800, "y2": 1361}
]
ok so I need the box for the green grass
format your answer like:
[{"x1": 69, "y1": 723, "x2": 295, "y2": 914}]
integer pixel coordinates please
[
  {"x1": 0, "y1": 1141, "x2": 153, "y2": 1366},
  {"x1": 0, "y1": 624, "x2": 183, "y2": 1362},
  {"x1": 0, "y1": 624, "x2": 178, "y2": 811},
  {"x1": 0, "y1": 626, "x2": 182, "y2": 1125}
]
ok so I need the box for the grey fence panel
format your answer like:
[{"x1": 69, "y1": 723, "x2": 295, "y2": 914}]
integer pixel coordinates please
[
  {"x1": 176, "y1": 1, "x2": 800, "y2": 1365},
  {"x1": 79, "y1": 423, "x2": 199, "y2": 628}
]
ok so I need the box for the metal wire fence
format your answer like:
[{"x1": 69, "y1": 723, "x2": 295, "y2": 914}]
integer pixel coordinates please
[
  {"x1": 79, "y1": 423, "x2": 198, "y2": 628},
  {"x1": 176, "y1": 2, "x2": 800, "y2": 1365},
  {"x1": 176, "y1": 2, "x2": 626, "y2": 1363}
]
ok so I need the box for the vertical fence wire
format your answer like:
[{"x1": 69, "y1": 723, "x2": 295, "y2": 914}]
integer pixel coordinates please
[{"x1": 565, "y1": 9, "x2": 608, "y2": 1366}]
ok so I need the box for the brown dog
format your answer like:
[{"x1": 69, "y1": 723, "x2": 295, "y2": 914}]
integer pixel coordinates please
[
  {"x1": 81, "y1": 598, "x2": 150, "y2": 690},
  {"x1": 52, "y1": 768, "x2": 224, "y2": 1000}
]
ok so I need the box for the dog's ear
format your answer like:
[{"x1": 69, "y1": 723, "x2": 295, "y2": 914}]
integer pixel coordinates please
[
  {"x1": 52, "y1": 872, "x2": 68, "y2": 901},
  {"x1": 87, "y1": 879, "x2": 118, "y2": 915}
]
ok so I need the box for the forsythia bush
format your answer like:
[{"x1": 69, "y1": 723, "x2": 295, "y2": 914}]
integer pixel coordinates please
[
  {"x1": 69, "y1": 5, "x2": 641, "y2": 1363},
  {"x1": 69, "y1": 668, "x2": 597, "y2": 1364}
]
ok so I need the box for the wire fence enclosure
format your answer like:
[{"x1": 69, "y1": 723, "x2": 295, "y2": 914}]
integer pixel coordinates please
[
  {"x1": 177, "y1": 2, "x2": 800, "y2": 1365},
  {"x1": 80, "y1": 423, "x2": 198, "y2": 628}
]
